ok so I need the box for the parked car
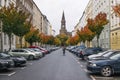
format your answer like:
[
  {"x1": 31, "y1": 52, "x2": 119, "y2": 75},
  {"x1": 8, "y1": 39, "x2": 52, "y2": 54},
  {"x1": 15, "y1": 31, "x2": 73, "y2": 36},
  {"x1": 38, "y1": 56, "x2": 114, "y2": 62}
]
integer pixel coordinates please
[
  {"x1": 29, "y1": 48, "x2": 45, "y2": 57},
  {"x1": 87, "y1": 50, "x2": 112, "y2": 60},
  {"x1": 0, "y1": 53, "x2": 26, "y2": 67},
  {"x1": 79, "y1": 47, "x2": 103, "y2": 60},
  {"x1": 87, "y1": 51, "x2": 120, "y2": 77},
  {"x1": 29, "y1": 46, "x2": 49, "y2": 55},
  {"x1": 0, "y1": 53, "x2": 14, "y2": 70},
  {"x1": 8, "y1": 49, "x2": 41, "y2": 60},
  {"x1": 26, "y1": 48, "x2": 43, "y2": 58},
  {"x1": 88, "y1": 50, "x2": 120, "y2": 61}
]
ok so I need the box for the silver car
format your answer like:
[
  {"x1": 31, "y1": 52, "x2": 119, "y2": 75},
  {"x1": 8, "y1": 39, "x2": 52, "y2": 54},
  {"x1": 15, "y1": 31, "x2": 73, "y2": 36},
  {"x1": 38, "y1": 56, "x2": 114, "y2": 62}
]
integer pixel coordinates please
[{"x1": 8, "y1": 49, "x2": 41, "y2": 60}]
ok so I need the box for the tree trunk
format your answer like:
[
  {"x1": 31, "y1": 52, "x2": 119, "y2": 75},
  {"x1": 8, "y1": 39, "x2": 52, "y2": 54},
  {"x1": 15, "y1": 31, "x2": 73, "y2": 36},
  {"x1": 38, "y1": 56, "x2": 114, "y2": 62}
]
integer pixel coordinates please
[
  {"x1": 30, "y1": 42, "x2": 33, "y2": 46},
  {"x1": 19, "y1": 37, "x2": 23, "y2": 48},
  {"x1": 8, "y1": 35, "x2": 12, "y2": 51},
  {"x1": 97, "y1": 35, "x2": 99, "y2": 47}
]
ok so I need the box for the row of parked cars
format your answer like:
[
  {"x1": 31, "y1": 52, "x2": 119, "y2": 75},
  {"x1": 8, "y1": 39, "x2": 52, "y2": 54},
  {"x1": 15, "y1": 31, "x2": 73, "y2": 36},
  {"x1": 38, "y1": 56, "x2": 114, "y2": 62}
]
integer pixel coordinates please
[
  {"x1": 0, "y1": 46, "x2": 59, "y2": 71},
  {"x1": 67, "y1": 46, "x2": 120, "y2": 77}
]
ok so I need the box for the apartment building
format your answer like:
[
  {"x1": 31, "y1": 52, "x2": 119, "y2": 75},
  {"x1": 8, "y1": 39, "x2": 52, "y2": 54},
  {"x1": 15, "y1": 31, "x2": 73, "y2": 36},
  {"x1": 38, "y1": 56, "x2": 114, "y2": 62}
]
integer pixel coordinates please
[{"x1": 110, "y1": 0, "x2": 120, "y2": 49}]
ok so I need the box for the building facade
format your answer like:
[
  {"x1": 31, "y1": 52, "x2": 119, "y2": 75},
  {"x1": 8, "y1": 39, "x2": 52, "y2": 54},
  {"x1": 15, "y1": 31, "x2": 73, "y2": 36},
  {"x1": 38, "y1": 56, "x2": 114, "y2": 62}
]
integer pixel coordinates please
[
  {"x1": 33, "y1": 2, "x2": 42, "y2": 33},
  {"x1": 110, "y1": 0, "x2": 120, "y2": 50}
]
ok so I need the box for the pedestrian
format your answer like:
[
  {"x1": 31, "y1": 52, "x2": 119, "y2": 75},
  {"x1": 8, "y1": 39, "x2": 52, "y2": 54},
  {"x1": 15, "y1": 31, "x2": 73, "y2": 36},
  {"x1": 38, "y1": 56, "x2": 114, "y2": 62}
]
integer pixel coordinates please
[{"x1": 62, "y1": 46, "x2": 66, "y2": 56}]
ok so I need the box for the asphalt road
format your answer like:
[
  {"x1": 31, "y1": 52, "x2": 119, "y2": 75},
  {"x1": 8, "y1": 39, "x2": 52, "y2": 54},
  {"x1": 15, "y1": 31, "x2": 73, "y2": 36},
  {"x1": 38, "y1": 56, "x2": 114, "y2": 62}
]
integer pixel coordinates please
[{"x1": 0, "y1": 49, "x2": 92, "y2": 80}]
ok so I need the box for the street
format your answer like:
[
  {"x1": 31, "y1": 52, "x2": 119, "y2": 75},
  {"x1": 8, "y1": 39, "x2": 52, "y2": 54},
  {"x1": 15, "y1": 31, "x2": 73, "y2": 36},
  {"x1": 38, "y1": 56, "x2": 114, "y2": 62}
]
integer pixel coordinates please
[{"x1": 0, "y1": 49, "x2": 120, "y2": 80}]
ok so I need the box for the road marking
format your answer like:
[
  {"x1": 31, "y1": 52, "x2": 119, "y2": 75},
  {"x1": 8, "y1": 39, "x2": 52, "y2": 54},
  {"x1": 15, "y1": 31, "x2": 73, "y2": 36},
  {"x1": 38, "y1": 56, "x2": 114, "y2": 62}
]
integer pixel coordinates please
[
  {"x1": 8, "y1": 72, "x2": 16, "y2": 76},
  {"x1": 28, "y1": 63, "x2": 33, "y2": 65},
  {"x1": 80, "y1": 65, "x2": 83, "y2": 67},
  {"x1": 84, "y1": 69, "x2": 88, "y2": 72},
  {"x1": 90, "y1": 75, "x2": 96, "y2": 80}
]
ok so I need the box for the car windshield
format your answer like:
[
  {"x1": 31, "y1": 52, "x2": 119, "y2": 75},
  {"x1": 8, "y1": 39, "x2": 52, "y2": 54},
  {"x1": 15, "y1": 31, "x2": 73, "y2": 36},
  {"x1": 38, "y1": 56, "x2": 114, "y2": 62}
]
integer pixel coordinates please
[
  {"x1": 27, "y1": 49, "x2": 35, "y2": 52},
  {"x1": 110, "y1": 53, "x2": 120, "y2": 60},
  {"x1": 102, "y1": 51, "x2": 113, "y2": 57},
  {"x1": 98, "y1": 50, "x2": 111, "y2": 55}
]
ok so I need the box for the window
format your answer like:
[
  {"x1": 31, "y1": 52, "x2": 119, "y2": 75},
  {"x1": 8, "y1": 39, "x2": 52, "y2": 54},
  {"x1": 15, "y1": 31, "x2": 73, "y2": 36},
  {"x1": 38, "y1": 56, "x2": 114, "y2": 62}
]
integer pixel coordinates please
[{"x1": 12, "y1": 50, "x2": 19, "y2": 52}]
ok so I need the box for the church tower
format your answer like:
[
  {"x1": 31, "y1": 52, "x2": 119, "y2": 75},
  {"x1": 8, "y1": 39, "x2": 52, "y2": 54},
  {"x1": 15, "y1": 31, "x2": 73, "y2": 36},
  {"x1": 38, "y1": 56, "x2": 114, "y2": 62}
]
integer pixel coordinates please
[{"x1": 60, "y1": 11, "x2": 67, "y2": 35}]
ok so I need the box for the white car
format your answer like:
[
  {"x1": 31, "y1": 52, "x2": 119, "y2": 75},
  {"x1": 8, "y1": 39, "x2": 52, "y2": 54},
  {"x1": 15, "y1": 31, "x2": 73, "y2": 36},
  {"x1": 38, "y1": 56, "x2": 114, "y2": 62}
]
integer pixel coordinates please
[{"x1": 8, "y1": 49, "x2": 41, "y2": 60}]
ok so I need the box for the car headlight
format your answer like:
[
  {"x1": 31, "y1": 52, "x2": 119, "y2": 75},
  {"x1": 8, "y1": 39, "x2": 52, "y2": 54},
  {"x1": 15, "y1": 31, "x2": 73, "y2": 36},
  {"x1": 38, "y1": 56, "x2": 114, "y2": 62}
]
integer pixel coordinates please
[{"x1": 90, "y1": 63, "x2": 97, "y2": 67}]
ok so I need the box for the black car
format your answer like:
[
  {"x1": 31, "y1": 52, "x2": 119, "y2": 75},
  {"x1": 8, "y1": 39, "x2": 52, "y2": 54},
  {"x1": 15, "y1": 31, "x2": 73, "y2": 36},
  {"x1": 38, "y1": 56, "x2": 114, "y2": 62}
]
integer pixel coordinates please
[
  {"x1": 0, "y1": 53, "x2": 27, "y2": 67},
  {"x1": 87, "y1": 51, "x2": 120, "y2": 77},
  {"x1": 88, "y1": 50, "x2": 120, "y2": 61},
  {"x1": 0, "y1": 54, "x2": 14, "y2": 70},
  {"x1": 79, "y1": 47, "x2": 103, "y2": 60}
]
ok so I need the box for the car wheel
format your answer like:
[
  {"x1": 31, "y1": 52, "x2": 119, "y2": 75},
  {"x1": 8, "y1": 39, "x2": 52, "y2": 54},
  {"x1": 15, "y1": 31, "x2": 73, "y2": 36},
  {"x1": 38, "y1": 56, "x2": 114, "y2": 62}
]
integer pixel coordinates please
[
  {"x1": 28, "y1": 55, "x2": 34, "y2": 60},
  {"x1": 101, "y1": 66, "x2": 112, "y2": 77}
]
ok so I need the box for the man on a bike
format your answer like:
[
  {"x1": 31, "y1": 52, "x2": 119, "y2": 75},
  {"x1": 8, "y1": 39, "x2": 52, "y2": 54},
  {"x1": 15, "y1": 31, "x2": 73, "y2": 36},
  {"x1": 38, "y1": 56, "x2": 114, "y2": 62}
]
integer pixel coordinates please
[{"x1": 63, "y1": 46, "x2": 66, "y2": 55}]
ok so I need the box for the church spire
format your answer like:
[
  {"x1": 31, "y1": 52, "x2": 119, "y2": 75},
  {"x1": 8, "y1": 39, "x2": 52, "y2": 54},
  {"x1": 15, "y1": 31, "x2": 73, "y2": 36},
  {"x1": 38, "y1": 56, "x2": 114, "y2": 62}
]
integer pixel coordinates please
[
  {"x1": 62, "y1": 11, "x2": 65, "y2": 21},
  {"x1": 61, "y1": 11, "x2": 66, "y2": 27}
]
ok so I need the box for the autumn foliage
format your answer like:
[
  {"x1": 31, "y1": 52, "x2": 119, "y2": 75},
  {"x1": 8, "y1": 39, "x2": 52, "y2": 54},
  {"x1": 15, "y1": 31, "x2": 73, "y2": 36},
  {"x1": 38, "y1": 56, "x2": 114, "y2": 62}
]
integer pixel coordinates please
[
  {"x1": 77, "y1": 25, "x2": 95, "y2": 44},
  {"x1": 87, "y1": 12, "x2": 108, "y2": 46},
  {"x1": 113, "y1": 4, "x2": 120, "y2": 17},
  {"x1": 66, "y1": 34, "x2": 79, "y2": 45}
]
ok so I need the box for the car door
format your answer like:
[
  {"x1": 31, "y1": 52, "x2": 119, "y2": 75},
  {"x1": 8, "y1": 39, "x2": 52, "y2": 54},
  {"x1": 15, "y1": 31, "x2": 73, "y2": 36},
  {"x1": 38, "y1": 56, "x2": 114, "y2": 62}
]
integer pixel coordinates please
[
  {"x1": 10, "y1": 50, "x2": 19, "y2": 56},
  {"x1": 17, "y1": 49, "x2": 28, "y2": 58},
  {"x1": 111, "y1": 52, "x2": 120, "y2": 73}
]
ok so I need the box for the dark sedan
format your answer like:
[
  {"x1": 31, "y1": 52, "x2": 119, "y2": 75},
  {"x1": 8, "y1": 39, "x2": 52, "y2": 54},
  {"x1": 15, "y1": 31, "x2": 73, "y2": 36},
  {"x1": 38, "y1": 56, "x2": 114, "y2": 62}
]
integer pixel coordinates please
[
  {"x1": 0, "y1": 54, "x2": 14, "y2": 70},
  {"x1": 79, "y1": 47, "x2": 103, "y2": 60},
  {"x1": 0, "y1": 53, "x2": 27, "y2": 67},
  {"x1": 87, "y1": 52, "x2": 120, "y2": 77}
]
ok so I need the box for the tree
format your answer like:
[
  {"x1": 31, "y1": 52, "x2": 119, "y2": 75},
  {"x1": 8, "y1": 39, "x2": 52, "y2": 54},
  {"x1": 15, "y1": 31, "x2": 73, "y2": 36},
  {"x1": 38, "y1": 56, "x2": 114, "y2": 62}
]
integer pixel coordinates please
[
  {"x1": 84, "y1": 25, "x2": 95, "y2": 47},
  {"x1": 66, "y1": 34, "x2": 79, "y2": 46},
  {"x1": 77, "y1": 28, "x2": 87, "y2": 43},
  {"x1": 87, "y1": 12, "x2": 108, "y2": 47},
  {"x1": 0, "y1": 3, "x2": 31, "y2": 49},
  {"x1": 25, "y1": 27, "x2": 39, "y2": 46},
  {"x1": 56, "y1": 34, "x2": 68, "y2": 46},
  {"x1": 0, "y1": 3, "x2": 17, "y2": 50},
  {"x1": 46, "y1": 35, "x2": 55, "y2": 45},
  {"x1": 12, "y1": 10, "x2": 31, "y2": 48},
  {"x1": 54, "y1": 37, "x2": 61, "y2": 46}
]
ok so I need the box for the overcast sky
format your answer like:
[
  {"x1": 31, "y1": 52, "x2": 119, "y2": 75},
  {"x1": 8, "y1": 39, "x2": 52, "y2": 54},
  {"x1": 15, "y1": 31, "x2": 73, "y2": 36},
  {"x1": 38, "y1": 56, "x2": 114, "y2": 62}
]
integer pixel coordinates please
[{"x1": 33, "y1": 0, "x2": 89, "y2": 35}]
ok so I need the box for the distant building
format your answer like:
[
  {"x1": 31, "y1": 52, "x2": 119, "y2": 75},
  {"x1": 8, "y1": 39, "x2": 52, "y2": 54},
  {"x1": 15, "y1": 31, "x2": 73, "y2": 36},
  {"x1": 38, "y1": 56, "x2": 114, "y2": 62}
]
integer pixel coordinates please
[{"x1": 59, "y1": 11, "x2": 72, "y2": 36}]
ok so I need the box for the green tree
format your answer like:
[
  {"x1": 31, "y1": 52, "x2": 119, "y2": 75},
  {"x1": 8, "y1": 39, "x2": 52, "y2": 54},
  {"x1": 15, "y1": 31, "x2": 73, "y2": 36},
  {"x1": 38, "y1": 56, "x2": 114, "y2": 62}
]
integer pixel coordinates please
[
  {"x1": 56, "y1": 34, "x2": 68, "y2": 46},
  {"x1": 12, "y1": 9, "x2": 31, "y2": 48},
  {"x1": 0, "y1": 3, "x2": 17, "y2": 50},
  {"x1": 25, "y1": 28, "x2": 39, "y2": 46}
]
